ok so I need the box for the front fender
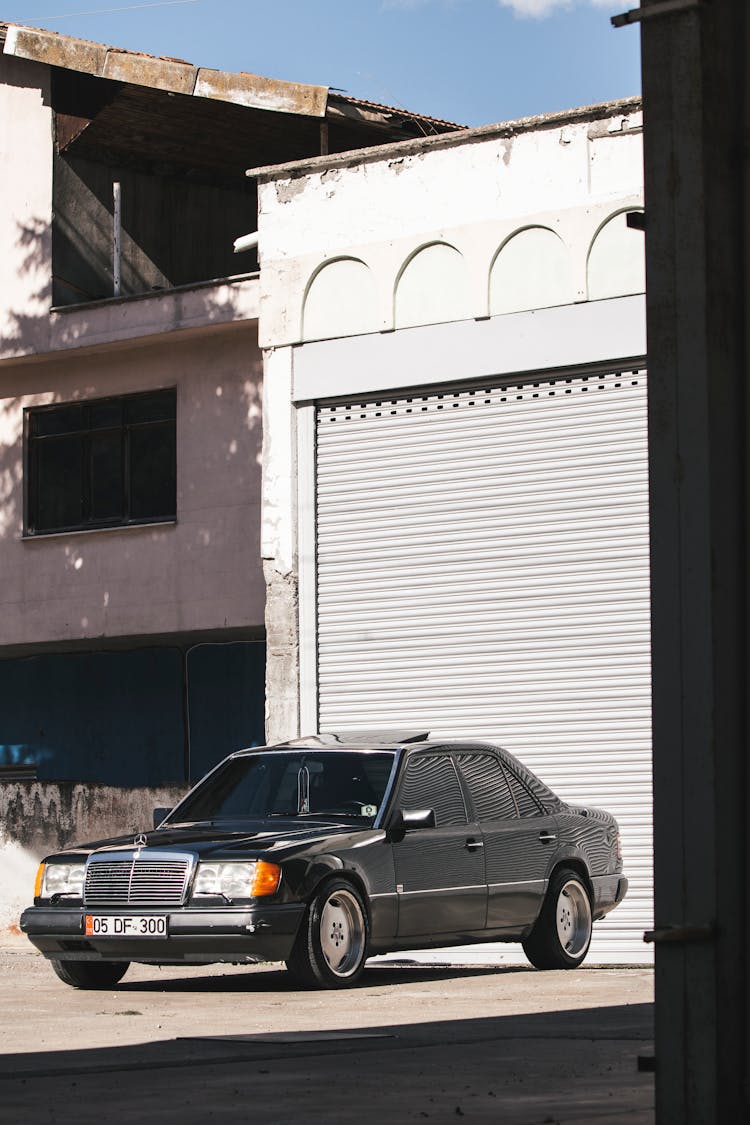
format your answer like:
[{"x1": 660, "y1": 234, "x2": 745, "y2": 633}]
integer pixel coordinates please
[{"x1": 298, "y1": 855, "x2": 347, "y2": 899}]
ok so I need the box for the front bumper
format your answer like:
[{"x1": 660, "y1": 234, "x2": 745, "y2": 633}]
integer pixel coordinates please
[
  {"x1": 19, "y1": 903, "x2": 306, "y2": 964},
  {"x1": 590, "y1": 874, "x2": 629, "y2": 921}
]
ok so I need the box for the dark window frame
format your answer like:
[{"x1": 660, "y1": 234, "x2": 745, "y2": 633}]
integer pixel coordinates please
[{"x1": 24, "y1": 389, "x2": 177, "y2": 536}]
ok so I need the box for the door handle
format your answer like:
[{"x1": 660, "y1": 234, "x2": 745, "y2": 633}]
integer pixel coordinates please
[
  {"x1": 538, "y1": 832, "x2": 557, "y2": 843},
  {"x1": 465, "y1": 838, "x2": 484, "y2": 851}
]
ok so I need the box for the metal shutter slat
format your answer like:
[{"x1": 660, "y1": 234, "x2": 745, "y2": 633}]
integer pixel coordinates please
[{"x1": 315, "y1": 367, "x2": 652, "y2": 964}]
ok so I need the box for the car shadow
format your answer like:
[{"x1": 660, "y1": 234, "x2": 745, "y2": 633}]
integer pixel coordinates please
[{"x1": 112, "y1": 960, "x2": 532, "y2": 992}]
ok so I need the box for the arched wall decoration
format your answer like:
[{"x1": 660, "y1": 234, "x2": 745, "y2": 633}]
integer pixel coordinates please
[
  {"x1": 489, "y1": 225, "x2": 573, "y2": 316},
  {"x1": 394, "y1": 241, "x2": 472, "y2": 330},
  {"x1": 301, "y1": 257, "x2": 378, "y2": 342},
  {"x1": 587, "y1": 209, "x2": 646, "y2": 301}
]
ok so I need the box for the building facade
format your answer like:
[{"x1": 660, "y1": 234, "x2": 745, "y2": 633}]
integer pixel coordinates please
[
  {"x1": 0, "y1": 22, "x2": 455, "y2": 936},
  {"x1": 255, "y1": 99, "x2": 650, "y2": 963}
]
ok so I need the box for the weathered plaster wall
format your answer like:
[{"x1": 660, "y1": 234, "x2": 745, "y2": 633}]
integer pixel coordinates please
[
  {"x1": 0, "y1": 780, "x2": 186, "y2": 943},
  {"x1": 257, "y1": 105, "x2": 644, "y2": 347},
  {"x1": 0, "y1": 54, "x2": 53, "y2": 357},
  {"x1": 0, "y1": 323, "x2": 265, "y2": 646}
]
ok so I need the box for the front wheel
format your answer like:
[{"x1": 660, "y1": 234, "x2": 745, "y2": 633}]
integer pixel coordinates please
[
  {"x1": 286, "y1": 879, "x2": 369, "y2": 989},
  {"x1": 50, "y1": 959, "x2": 130, "y2": 989},
  {"x1": 522, "y1": 868, "x2": 593, "y2": 969}
]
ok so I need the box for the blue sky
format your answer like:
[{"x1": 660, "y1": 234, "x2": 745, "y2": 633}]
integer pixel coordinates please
[{"x1": 3, "y1": 0, "x2": 640, "y2": 126}]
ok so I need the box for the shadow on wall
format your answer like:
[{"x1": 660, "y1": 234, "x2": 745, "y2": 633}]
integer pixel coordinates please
[
  {"x1": 1, "y1": 213, "x2": 257, "y2": 547},
  {"x1": 1, "y1": 216, "x2": 54, "y2": 540}
]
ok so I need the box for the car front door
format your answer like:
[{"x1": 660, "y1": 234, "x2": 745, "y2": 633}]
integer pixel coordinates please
[
  {"x1": 391, "y1": 752, "x2": 487, "y2": 939},
  {"x1": 455, "y1": 751, "x2": 557, "y2": 933}
]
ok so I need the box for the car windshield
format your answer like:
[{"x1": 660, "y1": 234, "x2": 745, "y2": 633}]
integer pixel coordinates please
[{"x1": 168, "y1": 750, "x2": 397, "y2": 825}]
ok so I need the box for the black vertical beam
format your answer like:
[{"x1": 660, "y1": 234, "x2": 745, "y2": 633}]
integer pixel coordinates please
[{"x1": 639, "y1": 0, "x2": 748, "y2": 1119}]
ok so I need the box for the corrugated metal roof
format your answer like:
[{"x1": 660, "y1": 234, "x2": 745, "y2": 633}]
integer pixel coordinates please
[{"x1": 329, "y1": 93, "x2": 466, "y2": 132}]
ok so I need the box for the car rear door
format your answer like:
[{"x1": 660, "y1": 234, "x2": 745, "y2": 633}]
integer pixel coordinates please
[
  {"x1": 391, "y1": 752, "x2": 487, "y2": 939},
  {"x1": 455, "y1": 751, "x2": 557, "y2": 933}
]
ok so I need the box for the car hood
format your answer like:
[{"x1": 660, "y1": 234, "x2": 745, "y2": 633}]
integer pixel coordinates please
[{"x1": 56, "y1": 819, "x2": 378, "y2": 861}]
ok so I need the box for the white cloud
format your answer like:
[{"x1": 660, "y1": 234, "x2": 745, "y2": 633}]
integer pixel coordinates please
[
  {"x1": 497, "y1": 0, "x2": 570, "y2": 15},
  {"x1": 382, "y1": 0, "x2": 622, "y2": 17},
  {"x1": 498, "y1": 0, "x2": 622, "y2": 15}
]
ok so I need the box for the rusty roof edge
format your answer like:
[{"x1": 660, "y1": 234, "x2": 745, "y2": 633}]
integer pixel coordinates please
[
  {"x1": 1, "y1": 23, "x2": 329, "y2": 117},
  {"x1": 0, "y1": 22, "x2": 465, "y2": 129},
  {"x1": 248, "y1": 95, "x2": 643, "y2": 182}
]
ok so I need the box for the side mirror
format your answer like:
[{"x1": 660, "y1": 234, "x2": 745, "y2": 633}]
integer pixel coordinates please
[
  {"x1": 152, "y1": 807, "x2": 172, "y2": 829},
  {"x1": 401, "y1": 808, "x2": 436, "y2": 830},
  {"x1": 387, "y1": 808, "x2": 436, "y2": 840}
]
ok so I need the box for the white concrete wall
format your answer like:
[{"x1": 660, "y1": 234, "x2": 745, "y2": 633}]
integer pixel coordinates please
[
  {"x1": 255, "y1": 104, "x2": 645, "y2": 742},
  {"x1": 0, "y1": 324, "x2": 265, "y2": 644},
  {"x1": 0, "y1": 54, "x2": 53, "y2": 357},
  {"x1": 257, "y1": 106, "x2": 644, "y2": 348}
]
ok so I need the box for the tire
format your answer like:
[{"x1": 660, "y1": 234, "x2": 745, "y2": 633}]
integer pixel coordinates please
[
  {"x1": 50, "y1": 959, "x2": 130, "y2": 990},
  {"x1": 522, "y1": 867, "x2": 593, "y2": 969},
  {"x1": 286, "y1": 879, "x2": 369, "y2": 989}
]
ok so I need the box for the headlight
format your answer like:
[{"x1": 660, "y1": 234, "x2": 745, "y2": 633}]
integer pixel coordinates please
[
  {"x1": 39, "y1": 862, "x2": 85, "y2": 899},
  {"x1": 192, "y1": 860, "x2": 281, "y2": 899}
]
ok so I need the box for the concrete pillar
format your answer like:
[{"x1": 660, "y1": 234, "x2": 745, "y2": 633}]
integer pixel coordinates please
[
  {"x1": 261, "y1": 346, "x2": 300, "y2": 743},
  {"x1": 640, "y1": 0, "x2": 749, "y2": 1119}
]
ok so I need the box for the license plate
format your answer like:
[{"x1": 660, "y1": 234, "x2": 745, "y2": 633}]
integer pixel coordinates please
[{"x1": 85, "y1": 915, "x2": 168, "y2": 938}]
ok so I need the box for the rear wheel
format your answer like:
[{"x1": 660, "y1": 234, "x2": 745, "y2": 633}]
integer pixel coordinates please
[
  {"x1": 522, "y1": 868, "x2": 593, "y2": 969},
  {"x1": 286, "y1": 879, "x2": 369, "y2": 989},
  {"x1": 50, "y1": 959, "x2": 130, "y2": 989}
]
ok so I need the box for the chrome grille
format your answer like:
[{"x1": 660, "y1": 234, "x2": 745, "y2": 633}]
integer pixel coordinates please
[{"x1": 85, "y1": 858, "x2": 191, "y2": 906}]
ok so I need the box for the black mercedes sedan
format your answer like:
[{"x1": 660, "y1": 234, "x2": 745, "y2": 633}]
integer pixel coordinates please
[{"x1": 21, "y1": 733, "x2": 628, "y2": 989}]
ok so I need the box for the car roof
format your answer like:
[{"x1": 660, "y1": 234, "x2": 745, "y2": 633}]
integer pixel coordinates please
[
  {"x1": 231, "y1": 735, "x2": 563, "y2": 811},
  {"x1": 274, "y1": 730, "x2": 431, "y2": 748}
]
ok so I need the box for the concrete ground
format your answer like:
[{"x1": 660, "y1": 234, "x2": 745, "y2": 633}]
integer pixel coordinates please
[{"x1": 0, "y1": 947, "x2": 654, "y2": 1124}]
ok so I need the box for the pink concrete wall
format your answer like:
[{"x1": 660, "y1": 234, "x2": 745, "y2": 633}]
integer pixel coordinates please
[
  {"x1": 0, "y1": 323, "x2": 265, "y2": 644},
  {"x1": 0, "y1": 54, "x2": 53, "y2": 359}
]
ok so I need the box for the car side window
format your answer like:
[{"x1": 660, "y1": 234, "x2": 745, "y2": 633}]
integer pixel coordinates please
[
  {"x1": 398, "y1": 755, "x2": 468, "y2": 827},
  {"x1": 504, "y1": 768, "x2": 544, "y2": 817},
  {"x1": 455, "y1": 753, "x2": 517, "y2": 820}
]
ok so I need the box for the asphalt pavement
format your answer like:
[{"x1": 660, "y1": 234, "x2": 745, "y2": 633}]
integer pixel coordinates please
[{"x1": 0, "y1": 947, "x2": 654, "y2": 1124}]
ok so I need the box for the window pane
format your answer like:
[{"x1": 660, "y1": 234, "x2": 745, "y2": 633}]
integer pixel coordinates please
[
  {"x1": 129, "y1": 423, "x2": 176, "y2": 520},
  {"x1": 89, "y1": 400, "x2": 122, "y2": 430},
  {"x1": 398, "y1": 755, "x2": 467, "y2": 826},
  {"x1": 34, "y1": 434, "x2": 84, "y2": 529},
  {"x1": 505, "y1": 769, "x2": 543, "y2": 817},
  {"x1": 27, "y1": 390, "x2": 176, "y2": 534},
  {"x1": 31, "y1": 404, "x2": 84, "y2": 437},
  {"x1": 90, "y1": 430, "x2": 122, "y2": 520},
  {"x1": 126, "y1": 391, "x2": 176, "y2": 425},
  {"x1": 456, "y1": 753, "x2": 517, "y2": 820}
]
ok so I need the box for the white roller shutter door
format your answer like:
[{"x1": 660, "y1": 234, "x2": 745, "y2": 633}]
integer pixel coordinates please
[{"x1": 315, "y1": 367, "x2": 652, "y2": 963}]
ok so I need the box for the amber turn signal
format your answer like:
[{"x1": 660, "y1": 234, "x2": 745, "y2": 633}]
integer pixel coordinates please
[
  {"x1": 251, "y1": 861, "x2": 281, "y2": 896},
  {"x1": 34, "y1": 863, "x2": 45, "y2": 898}
]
